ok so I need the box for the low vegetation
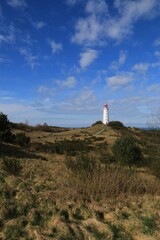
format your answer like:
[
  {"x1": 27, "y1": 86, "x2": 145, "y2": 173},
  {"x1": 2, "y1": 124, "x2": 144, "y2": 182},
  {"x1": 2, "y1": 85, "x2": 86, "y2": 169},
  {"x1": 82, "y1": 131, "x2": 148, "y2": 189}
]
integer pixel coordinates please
[
  {"x1": 108, "y1": 120, "x2": 125, "y2": 130},
  {"x1": 112, "y1": 134, "x2": 143, "y2": 166},
  {"x1": 2, "y1": 157, "x2": 22, "y2": 176},
  {"x1": 0, "y1": 112, "x2": 160, "y2": 240}
]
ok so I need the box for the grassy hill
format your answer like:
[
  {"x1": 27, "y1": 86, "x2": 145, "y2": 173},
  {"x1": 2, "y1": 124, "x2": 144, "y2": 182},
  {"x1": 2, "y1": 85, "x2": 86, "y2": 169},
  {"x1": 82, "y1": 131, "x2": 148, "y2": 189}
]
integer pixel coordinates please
[{"x1": 0, "y1": 121, "x2": 160, "y2": 240}]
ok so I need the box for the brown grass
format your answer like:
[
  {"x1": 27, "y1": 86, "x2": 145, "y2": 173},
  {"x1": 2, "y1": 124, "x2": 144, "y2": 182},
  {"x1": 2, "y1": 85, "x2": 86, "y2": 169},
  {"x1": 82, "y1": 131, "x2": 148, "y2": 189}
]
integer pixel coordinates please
[{"x1": 1, "y1": 125, "x2": 160, "y2": 239}]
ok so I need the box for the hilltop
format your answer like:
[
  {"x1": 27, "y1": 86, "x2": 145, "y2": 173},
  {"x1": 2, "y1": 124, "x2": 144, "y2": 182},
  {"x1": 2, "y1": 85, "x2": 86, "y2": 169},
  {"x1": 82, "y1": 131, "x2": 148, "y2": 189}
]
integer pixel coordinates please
[{"x1": 0, "y1": 118, "x2": 160, "y2": 240}]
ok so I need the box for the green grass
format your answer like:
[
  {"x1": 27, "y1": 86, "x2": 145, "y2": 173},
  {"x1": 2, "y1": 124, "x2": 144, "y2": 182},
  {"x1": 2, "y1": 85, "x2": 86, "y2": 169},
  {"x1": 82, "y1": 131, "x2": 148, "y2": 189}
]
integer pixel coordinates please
[
  {"x1": 108, "y1": 223, "x2": 133, "y2": 240},
  {"x1": 4, "y1": 225, "x2": 26, "y2": 240},
  {"x1": 142, "y1": 216, "x2": 158, "y2": 235}
]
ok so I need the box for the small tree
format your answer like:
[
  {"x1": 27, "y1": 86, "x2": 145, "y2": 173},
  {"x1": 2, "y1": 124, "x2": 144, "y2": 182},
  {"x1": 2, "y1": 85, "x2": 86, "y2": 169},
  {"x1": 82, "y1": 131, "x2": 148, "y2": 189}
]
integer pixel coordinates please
[
  {"x1": 112, "y1": 134, "x2": 143, "y2": 166},
  {"x1": 0, "y1": 112, "x2": 14, "y2": 142},
  {"x1": 0, "y1": 112, "x2": 9, "y2": 131}
]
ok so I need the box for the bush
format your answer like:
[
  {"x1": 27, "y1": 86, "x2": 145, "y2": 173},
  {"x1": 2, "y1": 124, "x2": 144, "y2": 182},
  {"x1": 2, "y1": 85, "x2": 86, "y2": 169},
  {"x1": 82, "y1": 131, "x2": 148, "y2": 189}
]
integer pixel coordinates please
[
  {"x1": 112, "y1": 134, "x2": 143, "y2": 166},
  {"x1": 31, "y1": 139, "x2": 93, "y2": 156},
  {"x1": 2, "y1": 157, "x2": 22, "y2": 176},
  {"x1": 66, "y1": 154, "x2": 96, "y2": 176},
  {"x1": 92, "y1": 121, "x2": 103, "y2": 126},
  {"x1": 148, "y1": 157, "x2": 160, "y2": 178},
  {"x1": 14, "y1": 132, "x2": 30, "y2": 147},
  {"x1": 108, "y1": 121, "x2": 125, "y2": 130}
]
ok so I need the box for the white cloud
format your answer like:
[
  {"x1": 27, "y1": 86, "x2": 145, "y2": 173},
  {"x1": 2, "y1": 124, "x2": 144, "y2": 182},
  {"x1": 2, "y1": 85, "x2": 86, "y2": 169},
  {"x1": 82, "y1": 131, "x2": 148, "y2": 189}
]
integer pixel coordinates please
[
  {"x1": 19, "y1": 48, "x2": 38, "y2": 69},
  {"x1": 106, "y1": 73, "x2": 134, "y2": 88},
  {"x1": 0, "y1": 34, "x2": 8, "y2": 44},
  {"x1": 38, "y1": 86, "x2": 55, "y2": 96},
  {"x1": 106, "y1": 0, "x2": 160, "y2": 41},
  {"x1": 0, "y1": 23, "x2": 15, "y2": 46},
  {"x1": 72, "y1": 15, "x2": 103, "y2": 45},
  {"x1": 72, "y1": 1, "x2": 108, "y2": 45},
  {"x1": 66, "y1": 0, "x2": 82, "y2": 6},
  {"x1": 0, "y1": 96, "x2": 13, "y2": 100},
  {"x1": 119, "y1": 50, "x2": 127, "y2": 65},
  {"x1": 0, "y1": 56, "x2": 10, "y2": 63},
  {"x1": 54, "y1": 88, "x2": 98, "y2": 113},
  {"x1": 154, "y1": 38, "x2": 160, "y2": 46},
  {"x1": 0, "y1": 34, "x2": 13, "y2": 44},
  {"x1": 0, "y1": 103, "x2": 32, "y2": 116},
  {"x1": 33, "y1": 21, "x2": 46, "y2": 30},
  {"x1": 110, "y1": 50, "x2": 127, "y2": 69},
  {"x1": 151, "y1": 61, "x2": 160, "y2": 67},
  {"x1": 147, "y1": 83, "x2": 160, "y2": 92},
  {"x1": 7, "y1": 0, "x2": 27, "y2": 8},
  {"x1": 133, "y1": 62, "x2": 149, "y2": 74},
  {"x1": 79, "y1": 48, "x2": 98, "y2": 68},
  {"x1": 56, "y1": 76, "x2": 77, "y2": 88},
  {"x1": 0, "y1": 27, "x2": 15, "y2": 45},
  {"x1": 72, "y1": 0, "x2": 160, "y2": 45},
  {"x1": 70, "y1": 88, "x2": 98, "y2": 111},
  {"x1": 86, "y1": 0, "x2": 108, "y2": 15},
  {"x1": 50, "y1": 40, "x2": 63, "y2": 53},
  {"x1": 154, "y1": 50, "x2": 160, "y2": 58}
]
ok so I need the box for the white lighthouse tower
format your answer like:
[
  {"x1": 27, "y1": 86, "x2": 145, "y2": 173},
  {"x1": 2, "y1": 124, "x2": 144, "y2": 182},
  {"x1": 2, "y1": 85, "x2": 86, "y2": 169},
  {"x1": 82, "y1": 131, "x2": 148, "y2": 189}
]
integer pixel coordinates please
[{"x1": 103, "y1": 104, "x2": 109, "y2": 124}]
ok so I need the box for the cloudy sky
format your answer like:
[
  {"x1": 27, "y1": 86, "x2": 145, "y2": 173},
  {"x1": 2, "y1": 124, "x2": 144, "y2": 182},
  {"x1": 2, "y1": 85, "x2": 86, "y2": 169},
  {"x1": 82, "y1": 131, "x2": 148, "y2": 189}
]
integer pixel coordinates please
[{"x1": 0, "y1": 0, "x2": 160, "y2": 127}]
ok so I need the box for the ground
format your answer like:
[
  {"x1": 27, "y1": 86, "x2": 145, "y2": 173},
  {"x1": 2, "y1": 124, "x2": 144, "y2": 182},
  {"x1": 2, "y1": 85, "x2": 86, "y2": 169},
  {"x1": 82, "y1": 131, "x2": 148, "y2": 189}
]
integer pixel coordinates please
[{"x1": 0, "y1": 123, "x2": 160, "y2": 240}]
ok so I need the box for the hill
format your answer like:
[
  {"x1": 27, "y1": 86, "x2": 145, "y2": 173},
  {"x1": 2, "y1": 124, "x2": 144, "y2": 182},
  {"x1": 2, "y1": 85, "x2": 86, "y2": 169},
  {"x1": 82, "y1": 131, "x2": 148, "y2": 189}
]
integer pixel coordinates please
[{"x1": 0, "y1": 120, "x2": 160, "y2": 240}]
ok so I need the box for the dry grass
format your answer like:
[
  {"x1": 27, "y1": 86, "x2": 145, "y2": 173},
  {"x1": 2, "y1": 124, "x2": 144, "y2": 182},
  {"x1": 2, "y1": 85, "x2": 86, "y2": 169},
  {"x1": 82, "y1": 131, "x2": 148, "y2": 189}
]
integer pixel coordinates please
[
  {"x1": 0, "y1": 153, "x2": 160, "y2": 240},
  {"x1": 0, "y1": 125, "x2": 160, "y2": 239}
]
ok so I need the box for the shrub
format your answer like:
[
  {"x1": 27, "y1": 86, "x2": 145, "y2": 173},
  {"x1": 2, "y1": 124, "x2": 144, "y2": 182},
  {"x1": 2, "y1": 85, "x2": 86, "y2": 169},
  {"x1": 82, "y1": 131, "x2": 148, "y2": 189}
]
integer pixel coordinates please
[
  {"x1": 2, "y1": 157, "x2": 22, "y2": 176},
  {"x1": 112, "y1": 134, "x2": 143, "y2": 166},
  {"x1": 92, "y1": 121, "x2": 103, "y2": 126},
  {"x1": 66, "y1": 154, "x2": 96, "y2": 176},
  {"x1": 31, "y1": 139, "x2": 93, "y2": 156},
  {"x1": 14, "y1": 132, "x2": 30, "y2": 147},
  {"x1": 148, "y1": 157, "x2": 160, "y2": 178},
  {"x1": 108, "y1": 121, "x2": 125, "y2": 129}
]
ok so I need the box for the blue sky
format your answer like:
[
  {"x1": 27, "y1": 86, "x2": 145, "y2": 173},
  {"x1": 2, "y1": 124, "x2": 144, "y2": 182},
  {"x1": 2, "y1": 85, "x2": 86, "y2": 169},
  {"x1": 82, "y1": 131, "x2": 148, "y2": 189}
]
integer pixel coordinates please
[{"x1": 0, "y1": 0, "x2": 160, "y2": 127}]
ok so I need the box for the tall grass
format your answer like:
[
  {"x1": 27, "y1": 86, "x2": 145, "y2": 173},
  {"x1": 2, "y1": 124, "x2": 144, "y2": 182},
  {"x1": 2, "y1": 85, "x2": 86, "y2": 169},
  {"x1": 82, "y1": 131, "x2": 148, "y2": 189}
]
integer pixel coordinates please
[
  {"x1": 65, "y1": 154, "x2": 160, "y2": 202},
  {"x1": 2, "y1": 157, "x2": 22, "y2": 176}
]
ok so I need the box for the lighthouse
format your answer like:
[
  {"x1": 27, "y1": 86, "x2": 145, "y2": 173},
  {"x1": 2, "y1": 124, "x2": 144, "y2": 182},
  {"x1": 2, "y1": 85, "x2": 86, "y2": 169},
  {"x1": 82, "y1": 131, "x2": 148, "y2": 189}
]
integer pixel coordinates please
[{"x1": 103, "y1": 104, "x2": 109, "y2": 124}]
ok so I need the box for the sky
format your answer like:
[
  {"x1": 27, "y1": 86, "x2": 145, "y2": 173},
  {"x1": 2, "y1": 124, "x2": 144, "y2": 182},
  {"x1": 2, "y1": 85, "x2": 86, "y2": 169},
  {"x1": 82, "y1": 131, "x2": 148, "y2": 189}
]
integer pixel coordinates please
[{"x1": 0, "y1": 0, "x2": 160, "y2": 127}]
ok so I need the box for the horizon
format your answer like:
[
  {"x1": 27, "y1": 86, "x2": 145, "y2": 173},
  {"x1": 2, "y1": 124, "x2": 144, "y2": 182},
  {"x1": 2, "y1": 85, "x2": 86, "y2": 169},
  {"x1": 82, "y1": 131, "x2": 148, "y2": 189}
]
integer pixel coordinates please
[
  {"x1": 0, "y1": 0, "x2": 160, "y2": 127},
  {"x1": 10, "y1": 117, "x2": 149, "y2": 129}
]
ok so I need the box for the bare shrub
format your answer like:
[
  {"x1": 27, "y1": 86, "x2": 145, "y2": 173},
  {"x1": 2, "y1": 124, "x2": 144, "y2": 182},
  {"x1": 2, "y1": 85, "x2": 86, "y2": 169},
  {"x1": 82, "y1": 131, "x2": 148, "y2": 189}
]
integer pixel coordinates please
[
  {"x1": 14, "y1": 132, "x2": 30, "y2": 147},
  {"x1": 147, "y1": 108, "x2": 160, "y2": 129},
  {"x1": 148, "y1": 156, "x2": 160, "y2": 178},
  {"x1": 65, "y1": 155, "x2": 160, "y2": 201},
  {"x1": 2, "y1": 157, "x2": 22, "y2": 176}
]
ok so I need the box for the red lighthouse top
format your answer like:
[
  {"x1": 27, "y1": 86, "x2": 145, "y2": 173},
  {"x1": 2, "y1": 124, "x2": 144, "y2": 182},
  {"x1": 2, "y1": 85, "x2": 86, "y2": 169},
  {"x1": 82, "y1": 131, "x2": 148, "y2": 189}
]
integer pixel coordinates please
[{"x1": 104, "y1": 104, "x2": 108, "y2": 109}]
